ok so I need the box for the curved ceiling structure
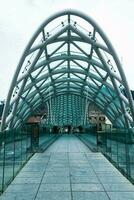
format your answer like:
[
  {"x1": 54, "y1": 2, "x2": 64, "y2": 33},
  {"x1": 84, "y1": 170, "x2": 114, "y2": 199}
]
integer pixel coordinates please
[{"x1": 1, "y1": 9, "x2": 134, "y2": 130}]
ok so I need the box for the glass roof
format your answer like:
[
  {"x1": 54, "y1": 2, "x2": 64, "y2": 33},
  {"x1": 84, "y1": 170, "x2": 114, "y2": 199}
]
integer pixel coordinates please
[{"x1": 1, "y1": 10, "x2": 134, "y2": 130}]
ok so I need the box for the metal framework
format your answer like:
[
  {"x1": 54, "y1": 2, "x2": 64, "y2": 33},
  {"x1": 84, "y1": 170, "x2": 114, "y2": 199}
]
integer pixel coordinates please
[
  {"x1": 1, "y1": 9, "x2": 134, "y2": 130},
  {"x1": 45, "y1": 94, "x2": 88, "y2": 127}
]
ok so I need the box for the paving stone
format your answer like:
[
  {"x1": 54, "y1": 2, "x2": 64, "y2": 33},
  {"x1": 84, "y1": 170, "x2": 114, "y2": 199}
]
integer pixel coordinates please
[
  {"x1": 71, "y1": 176, "x2": 99, "y2": 183},
  {"x1": 70, "y1": 170, "x2": 95, "y2": 176},
  {"x1": 36, "y1": 191, "x2": 71, "y2": 200},
  {"x1": 72, "y1": 192, "x2": 110, "y2": 200},
  {"x1": 5, "y1": 184, "x2": 39, "y2": 193},
  {"x1": 0, "y1": 192, "x2": 35, "y2": 200},
  {"x1": 99, "y1": 176, "x2": 129, "y2": 183},
  {"x1": 107, "y1": 192, "x2": 134, "y2": 200},
  {"x1": 45, "y1": 167, "x2": 69, "y2": 172},
  {"x1": 96, "y1": 171, "x2": 121, "y2": 177},
  {"x1": 69, "y1": 164, "x2": 90, "y2": 168},
  {"x1": 47, "y1": 164, "x2": 69, "y2": 168},
  {"x1": 45, "y1": 171, "x2": 69, "y2": 176},
  {"x1": 70, "y1": 167, "x2": 94, "y2": 172},
  {"x1": 11, "y1": 177, "x2": 42, "y2": 184},
  {"x1": 103, "y1": 183, "x2": 134, "y2": 191},
  {"x1": 21, "y1": 166, "x2": 45, "y2": 172},
  {"x1": 39, "y1": 183, "x2": 70, "y2": 192},
  {"x1": 16, "y1": 171, "x2": 44, "y2": 178},
  {"x1": 72, "y1": 183, "x2": 104, "y2": 191},
  {"x1": 42, "y1": 176, "x2": 70, "y2": 184}
]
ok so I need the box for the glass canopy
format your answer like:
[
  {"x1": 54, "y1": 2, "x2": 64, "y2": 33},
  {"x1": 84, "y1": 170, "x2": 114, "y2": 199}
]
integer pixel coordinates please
[{"x1": 1, "y1": 10, "x2": 134, "y2": 130}]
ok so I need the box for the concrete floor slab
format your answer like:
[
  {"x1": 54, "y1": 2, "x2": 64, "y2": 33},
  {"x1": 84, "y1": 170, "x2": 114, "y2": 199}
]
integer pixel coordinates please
[
  {"x1": 72, "y1": 192, "x2": 110, "y2": 200},
  {"x1": 5, "y1": 183, "x2": 39, "y2": 193},
  {"x1": 107, "y1": 192, "x2": 134, "y2": 200},
  {"x1": 39, "y1": 183, "x2": 70, "y2": 192},
  {"x1": 0, "y1": 192, "x2": 35, "y2": 200},
  {"x1": 42, "y1": 176, "x2": 70, "y2": 184},
  {"x1": 71, "y1": 175, "x2": 100, "y2": 183},
  {"x1": 72, "y1": 183, "x2": 104, "y2": 192},
  {"x1": 36, "y1": 191, "x2": 71, "y2": 200},
  {"x1": 11, "y1": 177, "x2": 42, "y2": 184},
  {"x1": 103, "y1": 183, "x2": 134, "y2": 191}
]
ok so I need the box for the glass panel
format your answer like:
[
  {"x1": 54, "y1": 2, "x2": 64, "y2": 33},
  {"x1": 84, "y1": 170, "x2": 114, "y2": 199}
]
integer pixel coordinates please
[
  {"x1": 14, "y1": 130, "x2": 22, "y2": 175},
  {"x1": 0, "y1": 132, "x2": 4, "y2": 192},
  {"x1": 21, "y1": 127, "x2": 27, "y2": 165},
  {"x1": 3, "y1": 131, "x2": 14, "y2": 190},
  {"x1": 97, "y1": 127, "x2": 133, "y2": 181},
  {"x1": 25, "y1": 125, "x2": 32, "y2": 159},
  {"x1": 118, "y1": 142, "x2": 127, "y2": 172},
  {"x1": 129, "y1": 142, "x2": 134, "y2": 180},
  {"x1": 0, "y1": 127, "x2": 35, "y2": 193}
]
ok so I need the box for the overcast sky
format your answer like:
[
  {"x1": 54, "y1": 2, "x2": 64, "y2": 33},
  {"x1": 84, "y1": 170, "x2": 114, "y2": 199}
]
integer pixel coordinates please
[{"x1": 0, "y1": 0, "x2": 134, "y2": 100}]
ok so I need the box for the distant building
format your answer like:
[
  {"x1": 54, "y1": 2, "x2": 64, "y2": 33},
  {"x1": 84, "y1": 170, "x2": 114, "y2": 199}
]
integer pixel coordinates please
[{"x1": 88, "y1": 103, "x2": 111, "y2": 131}]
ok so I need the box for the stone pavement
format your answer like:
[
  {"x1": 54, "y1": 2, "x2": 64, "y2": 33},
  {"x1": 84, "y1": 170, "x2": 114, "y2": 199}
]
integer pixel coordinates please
[{"x1": 0, "y1": 134, "x2": 134, "y2": 200}]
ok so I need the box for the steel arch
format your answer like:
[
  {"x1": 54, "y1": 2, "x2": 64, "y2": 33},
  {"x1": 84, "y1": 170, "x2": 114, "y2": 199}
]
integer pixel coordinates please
[{"x1": 1, "y1": 9, "x2": 134, "y2": 130}]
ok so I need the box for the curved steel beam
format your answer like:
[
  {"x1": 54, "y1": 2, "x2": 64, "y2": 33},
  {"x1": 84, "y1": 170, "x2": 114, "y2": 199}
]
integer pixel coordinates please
[{"x1": 1, "y1": 9, "x2": 134, "y2": 130}]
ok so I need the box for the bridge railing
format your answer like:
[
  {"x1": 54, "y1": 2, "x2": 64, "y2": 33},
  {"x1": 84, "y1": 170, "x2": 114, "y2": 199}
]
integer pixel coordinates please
[
  {"x1": 76, "y1": 126, "x2": 134, "y2": 183},
  {"x1": 97, "y1": 126, "x2": 134, "y2": 183},
  {"x1": 0, "y1": 125, "x2": 58, "y2": 194},
  {"x1": 0, "y1": 127, "x2": 33, "y2": 193}
]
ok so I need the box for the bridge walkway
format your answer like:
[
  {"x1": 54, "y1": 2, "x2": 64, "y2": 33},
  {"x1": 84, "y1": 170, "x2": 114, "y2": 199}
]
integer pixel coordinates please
[{"x1": 0, "y1": 134, "x2": 134, "y2": 200}]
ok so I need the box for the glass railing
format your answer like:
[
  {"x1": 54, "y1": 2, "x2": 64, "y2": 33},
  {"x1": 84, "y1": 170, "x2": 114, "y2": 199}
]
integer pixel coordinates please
[
  {"x1": 0, "y1": 127, "x2": 33, "y2": 193},
  {"x1": 97, "y1": 127, "x2": 134, "y2": 183},
  {"x1": 76, "y1": 125, "x2": 134, "y2": 183},
  {"x1": 0, "y1": 125, "x2": 59, "y2": 194},
  {"x1": 76, "y1": 126, "x2": 98, "y2": 151}
]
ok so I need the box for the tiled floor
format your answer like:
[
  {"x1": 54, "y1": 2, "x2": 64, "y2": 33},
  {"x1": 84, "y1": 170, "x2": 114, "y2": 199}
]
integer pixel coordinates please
[{"x1": 0, "y1": 134, "x2": 134, "y2": 200}]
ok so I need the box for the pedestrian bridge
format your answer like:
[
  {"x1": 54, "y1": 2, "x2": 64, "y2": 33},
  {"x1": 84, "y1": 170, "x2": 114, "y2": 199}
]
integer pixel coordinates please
[
  {"x1": 1, "y1": 134, "x2": 134, "y2": 200},
  {"x1": 0, "y1": 9, "x2": 134, "y2": 199}
]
